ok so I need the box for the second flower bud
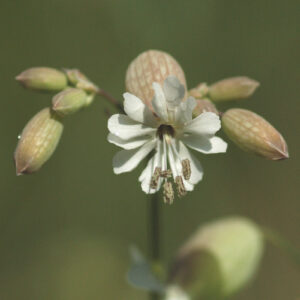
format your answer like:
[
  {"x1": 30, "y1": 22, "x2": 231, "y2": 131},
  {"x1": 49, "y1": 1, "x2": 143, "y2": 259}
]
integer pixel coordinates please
[{"x1": 52, "y1": 88, "x2": 88, "y2": 116}]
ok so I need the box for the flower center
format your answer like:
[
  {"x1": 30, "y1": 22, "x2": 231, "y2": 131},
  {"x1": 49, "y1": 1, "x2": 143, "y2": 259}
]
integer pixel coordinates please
[{"x1": 157, "y1": 124, "x2": 175, "y2": 140}]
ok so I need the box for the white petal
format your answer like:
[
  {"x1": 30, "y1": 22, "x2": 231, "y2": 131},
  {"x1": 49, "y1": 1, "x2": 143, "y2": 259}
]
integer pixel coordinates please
[
  {"x1": 152, "y1": 82, "x2": 168, "y2": 121},
  {"x1": 107, "y1": 133, "x2": 149, "y2": 150},
  {"x1": 139, "y1": 150, "x2": 161, "y2": 194},
  {"x1": 167, "y1": 144, "x2": 179, "y2": 178},
  {"x1": 176, "y1": 96, "x2": 196, "y2": 124},
  {"x1": 113, "y1": 139, "x2": 156, "y2": 174},
  {"x1": 169, "y1": 141, "x2": 195, "y2": 191},
  {"x1": 123, "y1": 92, "x2": 157, "y2": 127},
  {"x1": 183, "y1": 180, "x2": 194, "y2": 191},
  {"x1": 184, "y1": 112, "x2": 221, "y2": 135},
  {"x1": 163, "y1": 76, "x2": 185, "y2": 108},
  {"x1": 177, "y1": 141, "x2": 203, "y2": 184},
  {"x1": 108, "y1": 114, "x2": 155, "y2": 140},
  {"x1": 182, "y1": 135, "x2": 228, "y2": 154},
  {"x1": 138, "y1": 157, "x2": 152, "y2": 183}
]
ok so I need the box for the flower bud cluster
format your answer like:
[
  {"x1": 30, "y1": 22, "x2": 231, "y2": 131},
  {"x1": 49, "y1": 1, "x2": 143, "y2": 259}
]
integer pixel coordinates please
[
  {"x1": 14, "y1": 67, "x2": 99, "y2": 174},
  {"x1": 189, "y1": 76, "x2": 288, "y2": 160}
]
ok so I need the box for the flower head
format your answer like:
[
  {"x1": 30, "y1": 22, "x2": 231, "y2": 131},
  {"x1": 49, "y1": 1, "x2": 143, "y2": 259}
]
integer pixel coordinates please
[{"x1": 107, "y1": 76, "x2": 227, "y2": 203}]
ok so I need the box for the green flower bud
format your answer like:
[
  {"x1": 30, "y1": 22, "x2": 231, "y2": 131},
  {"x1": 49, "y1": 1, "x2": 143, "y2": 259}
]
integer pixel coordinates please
[
  {"x1": 16, "y1": 67, "x2": 68, "y2": 92},
  {"x1": 193, "y1": 99, "x2": 219, "y2": 117},
  {"x1": 52, "y1": 88, "x2": 88, "y2": 116},
  {"x1": 168, "y1": 217, "x2": 264, "y2": 300},
  {"x1": 64, "y1": 68, "x2": 99, "y2": 93},
  {"x1": 165, "y1": 286, "x2": 190, "y2": 300},
  {"x1": 209, "y1": 77, "x2": 259, "y2": 102},
  {"x1": 14, "y1": 108, "x2": 63, "y2": 175},
  {"x1": 222, "y1": 108, "x2": 289, "y2": 160},
  {"x1": 189, "y1": 83, "x2": 209, "y2": 99}
]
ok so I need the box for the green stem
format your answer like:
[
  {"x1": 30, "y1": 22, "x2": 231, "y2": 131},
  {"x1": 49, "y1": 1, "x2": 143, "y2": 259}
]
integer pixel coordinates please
[
  {"x1": 149, "y1": 192, "x2": 161, "y2": 300},
  {"x1": 97, "y1": 88, "x2": 124, "y2": 113},
  {"x1": 262, "y1": 226, "x2": 300, "y2": 268},
  {"x1": 102, "y1": 89, "x2": 162, "y2": 298}
]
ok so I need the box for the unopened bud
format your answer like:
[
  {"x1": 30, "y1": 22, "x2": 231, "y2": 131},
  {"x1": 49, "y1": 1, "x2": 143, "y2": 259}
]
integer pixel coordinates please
[
  {"x1": 209, "y1": 77, "x2": 259, "y2": 102},
  {"x1": 168, "y1": 217, "x2": 264, "y2": 300},
  {"x1": 165, "y1": 285, "x2": 190, "y2": 300},
  {"x1": 189, "y1": 83, "x2": 209, "y2": 99},
  {"x1": 64, "y1": 69, "x2": 98, "y2": 93},
  {"x1": 16, "y1": 67, "x2": 67, "y2": 92},
  {"x1": 222, "y1": 108, "x2": 289, "y2": 160},
  {"x1": 193, "y1": 99, "x2": 218, "y2": 117},
  {"x1": 14, "y1": 108, "x2": 63, "y2": 175},
  {"x1": 52, "y1": 88, "x2": 87, "y2": 116}
]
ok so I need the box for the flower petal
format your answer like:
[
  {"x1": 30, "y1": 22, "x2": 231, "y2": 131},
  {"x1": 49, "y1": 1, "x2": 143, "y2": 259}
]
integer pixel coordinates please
[
  {"x1": 163, "y1": 76, "x2": 185, "y2": 108},
  {"x1": 152, "y1": 82, "x2": 168, "y2": 121},
  {"x1": 123, "y1": 92, "x2": 157, "y2": 127},
  {"x1": 167, "y1": 143, "x2": 179, "y2": 178},
  {"x1": 168, "y1": 141, "x2": 195, "y2": 192},
  {"x1": 184, "y1": 112, "x2": 221, "y2": 135},
  {"x1": 183, "y1": 180, "x2": 194, "y2": 191},
  {"x1": 108, "y1": 114, "x2": 156, "y2": 140},
  {"x1": 176, "y1": 96, "x2": 196, "y2": 124},
  {"x1": 177, "y1": 141, "x2": 203, "y2": 184},
  {"x1": 182, "y1": 135, "x2": 228, "y2": 154},
  {"x1": 139, "y1": 149, "x2": 162, "y2": 194},
  {"x1": 113, "y1": 139, "x2": 156, "y2": 174},
  {"x1": 107, "y1": 133, "x2": 149, "y2": 150}
]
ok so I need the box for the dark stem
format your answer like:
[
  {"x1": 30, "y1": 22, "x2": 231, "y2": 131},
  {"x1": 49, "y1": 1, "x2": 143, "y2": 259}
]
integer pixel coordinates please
[
  {"x1": 148, "y1": 192, "x2": 161, "y2": 300},
  {"x1": 97, "y1": 88, "x2": 124, "y2": 113}
]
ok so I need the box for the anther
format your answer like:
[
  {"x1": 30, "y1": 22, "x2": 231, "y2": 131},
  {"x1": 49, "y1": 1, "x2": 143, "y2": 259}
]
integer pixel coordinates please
[
  {"x1": 160, "y1": 169, "x2": 172, "y2": 178},
  {"x1": 163, "y1": 181, "x2": 174, "y2": 204},
  {"x1": 175, "y1": 176, "x2": 186, "y2": 197},
  {"x1": 181, "y1": 159, "x2": 191, "y2": 180},
  {"x1": 150, "y1": 167, "x2": 161, "y2": 189}
]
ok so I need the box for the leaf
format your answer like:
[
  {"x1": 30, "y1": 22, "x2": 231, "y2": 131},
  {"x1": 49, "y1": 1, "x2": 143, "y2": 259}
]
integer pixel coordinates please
[{"x1": 127, "y1": 246, "x2": 165, "y2": 293}]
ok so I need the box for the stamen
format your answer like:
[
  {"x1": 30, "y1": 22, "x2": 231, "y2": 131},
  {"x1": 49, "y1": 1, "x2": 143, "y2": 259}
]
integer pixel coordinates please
[
  {"x1": 150, "y1": 167, "x2": 161, "y2": 189},
  {"x1": 181, "y1": 159, "x2": 191, "y2": 180},
  {"x1": 175, "y1": 176, "x2": 186, "y2": 197},
  {"x1": 160, "y1": 169, "x2": 172, "y2": 178},
  {"x1": 163, "y1": 181, "x2": 174, "y2": 204}
]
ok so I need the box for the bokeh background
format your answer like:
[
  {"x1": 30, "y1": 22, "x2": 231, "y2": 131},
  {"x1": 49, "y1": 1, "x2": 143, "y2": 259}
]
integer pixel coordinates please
[{"x1": 1, "y1": 0, "x2": 299, "y2": 299}]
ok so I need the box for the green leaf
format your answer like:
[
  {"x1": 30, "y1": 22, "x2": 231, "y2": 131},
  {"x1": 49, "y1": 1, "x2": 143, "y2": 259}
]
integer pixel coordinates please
[{"x1": 127, "y1": 246, "x2": 165, "y2": 293}]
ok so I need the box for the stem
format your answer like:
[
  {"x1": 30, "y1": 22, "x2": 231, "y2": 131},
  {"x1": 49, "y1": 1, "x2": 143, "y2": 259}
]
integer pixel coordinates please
[
  {"x1": 97, "y1": 88, "x2": 124, "y2": 113},
  {"x1": 262, "y1": 227, "x2": 300, "y2": 268},
  {"x1": 98, "y1": 87, "x2": 162, "y2": 298},
  {"x1": 148, "y1": 192, "x2": 161, "y2": 300}
]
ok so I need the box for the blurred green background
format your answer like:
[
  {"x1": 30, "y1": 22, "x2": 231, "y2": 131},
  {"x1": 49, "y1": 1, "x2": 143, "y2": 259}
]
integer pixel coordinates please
[{"x1": 1, "y1": 0, "x2": 299, "y2": 299}]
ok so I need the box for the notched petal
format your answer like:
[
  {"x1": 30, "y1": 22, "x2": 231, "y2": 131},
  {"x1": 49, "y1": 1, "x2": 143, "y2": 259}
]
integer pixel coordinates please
[
  {"x1": 108, "y1": 114, "x2": 156, "y2": 140},
  {"x1": 113, "y1": 139, "x2": 156, "y2": 174},
  {"x1": 123, "y1": 92, "x2": 157, "y2": 127},
  {"x1": 182, "y1": 135, "x2": 227, "y2": 154},
  {"x1": 184, "y1": 112, "x2": 221, "y2": 136},
  {"x1": 163, "y1": 76, "x2": 185, "y2": 107},
  {"x1": 107, "y1": 133, "x2": 149, "y2": 150}
]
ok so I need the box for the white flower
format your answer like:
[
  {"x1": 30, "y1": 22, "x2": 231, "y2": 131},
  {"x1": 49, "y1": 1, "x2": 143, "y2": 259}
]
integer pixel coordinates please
[{"x1": 107, "y1": 76, "x2": 227, "y2": 203}]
